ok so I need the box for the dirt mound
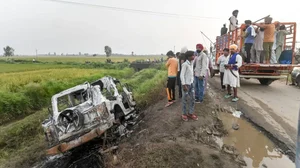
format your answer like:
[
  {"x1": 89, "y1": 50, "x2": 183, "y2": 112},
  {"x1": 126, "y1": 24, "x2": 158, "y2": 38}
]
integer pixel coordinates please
[{"x1": 105, "y1": 92, "x2": 245, "y2": 168}]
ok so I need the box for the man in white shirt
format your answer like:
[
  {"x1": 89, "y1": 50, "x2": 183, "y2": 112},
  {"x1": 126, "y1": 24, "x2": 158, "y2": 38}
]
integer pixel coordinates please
[
  {"x1": 180, "y1": 51, "x2": 198, "y2": 122},
  {"x1": 217, "y1": 48, "x2": 230, "y2": 91},
  {"x1": 223, "y1": 44, "x2": 243, "y2": 102},
  {"x1": 229, "y1": 10, "x2": 239, "y2": 32}
]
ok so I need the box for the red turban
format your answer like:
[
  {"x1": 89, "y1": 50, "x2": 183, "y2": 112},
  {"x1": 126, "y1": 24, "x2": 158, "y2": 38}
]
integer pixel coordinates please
[{"x1": 196, "y1": 44, "x2": 204, "y2": 50}]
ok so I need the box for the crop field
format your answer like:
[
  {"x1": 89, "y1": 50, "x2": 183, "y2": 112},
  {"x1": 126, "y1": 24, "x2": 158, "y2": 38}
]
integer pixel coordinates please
[
  {"x1": 0, "y1": 55, "x2": 163, "y2": 63},
  {"x1": 0, "y1": 58, "x2": 167, "y2": 168},
  {"x1": 0, "y1": 63, "x2": 73, "y2": 73}
]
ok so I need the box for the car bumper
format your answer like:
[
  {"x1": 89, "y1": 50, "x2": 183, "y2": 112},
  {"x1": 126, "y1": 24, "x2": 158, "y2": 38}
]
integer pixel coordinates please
[{"x1": 46, "y1": 127, "x2": 105, "y2": 155}]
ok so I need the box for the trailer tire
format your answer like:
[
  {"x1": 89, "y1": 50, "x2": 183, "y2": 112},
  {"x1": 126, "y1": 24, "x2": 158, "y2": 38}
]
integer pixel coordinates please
[
  {"x1": 258, "y1": 79, "x2": 274, "y2": 86},
  {"x1": 296, "y1": 74, "x2": 300, "y2": 87}
]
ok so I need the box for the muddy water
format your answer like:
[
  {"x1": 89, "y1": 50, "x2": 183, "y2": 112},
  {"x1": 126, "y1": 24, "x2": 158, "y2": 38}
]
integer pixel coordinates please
[{"x1": 218, "y1": 112, "x2": 294, "y2": 168}]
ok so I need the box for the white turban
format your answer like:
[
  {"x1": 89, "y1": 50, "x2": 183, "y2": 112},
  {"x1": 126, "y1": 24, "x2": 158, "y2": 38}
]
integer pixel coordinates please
[{"x1": 181, "y1": 46, "x2": 188, "y2": 53}]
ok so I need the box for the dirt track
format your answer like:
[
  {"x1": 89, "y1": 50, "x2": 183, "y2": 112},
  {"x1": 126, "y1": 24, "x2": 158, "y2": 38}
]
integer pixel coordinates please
[
  {"x1": 110, "y1": 89, "x2": 246, "y2": 168},
  {"x1": 209, "y1": 75, "x2": 300, "y2": 154}
]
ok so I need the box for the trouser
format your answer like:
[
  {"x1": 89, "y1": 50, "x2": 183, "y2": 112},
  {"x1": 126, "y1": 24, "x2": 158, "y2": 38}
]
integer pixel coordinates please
[
  {"x1": 255, "y1": 50, "x2": 263, "y2": 63},
  {"x1": 182, "y1": 84, "x2": 195, "y2": 115},
  {"x1": 275, "y1": 45, "x2": 283, "y2": 62},
  {"x1": 203, "y1": 70, "x2": 209, "y2": 95},
  {"x1": 166, "y1": 77, "x2": 176, "y2": 102},
  {"x1": 177, "y1": 72, "x2": 182, "y2": 98},
  {"x1": 194, "y1": 76, "x2": 204, "y2": 101},
  {"x1": 245, "y1": 43, "x2": 253, "y2": 63},
  {"x1": 263, "y1": 42, "x2": 274, "y2": 63},
  {"x1": 220, "y1": 72, "x2": 225, "y2": 89}
]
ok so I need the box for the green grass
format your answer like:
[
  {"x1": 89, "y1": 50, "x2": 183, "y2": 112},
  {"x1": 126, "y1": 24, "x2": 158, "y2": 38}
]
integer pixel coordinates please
[
  {"x1": 0, "y1": 68, "x2": 135, "y2": 125},
  {"x1": 0, "y1": 67, "x2": 167, "y2": 168},
  {"x1": 0, "y1": 63, "x2": 72, "y2": 73},
  {"x1": 0, "y1": 56, "x2": 163, "y2": 63}
]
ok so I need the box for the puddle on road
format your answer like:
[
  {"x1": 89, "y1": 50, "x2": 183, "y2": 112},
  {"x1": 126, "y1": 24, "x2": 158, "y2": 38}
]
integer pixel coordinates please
[{"x1": 218, "y1": 112, "x2": 294, "y2": 168}]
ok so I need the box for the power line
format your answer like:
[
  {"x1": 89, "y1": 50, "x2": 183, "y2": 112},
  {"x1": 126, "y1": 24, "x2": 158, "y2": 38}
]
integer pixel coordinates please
[{"x1": 45, "y1": 0, "x2": 221, "y2": 20}]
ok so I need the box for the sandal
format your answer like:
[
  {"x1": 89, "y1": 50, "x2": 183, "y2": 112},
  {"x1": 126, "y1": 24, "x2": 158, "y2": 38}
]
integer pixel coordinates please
[
  {"x1": 224, "y1": 94, "x2": 232, "y2": 99},
  {"x1": 165, "y1": 101, "x2": 173, "y2": 107},
  {"x1": 232, "y1": 97, "x2": 239, "y2": 102},
  {"x1": 181, "y1": 115, "x2": 188, "y2": 121},
  {"x1": 188, "y1": 114, "x2": 198, "y2": 121}
]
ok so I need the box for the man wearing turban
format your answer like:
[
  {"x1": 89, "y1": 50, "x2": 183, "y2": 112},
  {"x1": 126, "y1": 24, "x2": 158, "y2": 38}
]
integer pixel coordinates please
[
  {"x1": 223, "y1": 44, "x2": 243, "y2": 102},
  {"x1": 194, "y1": 44, "x2": 208, "y2": 103}
]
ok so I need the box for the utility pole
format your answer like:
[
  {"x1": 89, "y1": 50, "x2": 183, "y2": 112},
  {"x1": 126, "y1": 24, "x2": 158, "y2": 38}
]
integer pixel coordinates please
[{"x1": 35, "y1": 49, "x2": 38, "y2": 59}]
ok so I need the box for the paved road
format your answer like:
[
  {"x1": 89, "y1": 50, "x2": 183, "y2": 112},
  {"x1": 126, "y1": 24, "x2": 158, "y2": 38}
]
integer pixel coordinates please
[{"x1": 209, "y1": 75, "x2": 300, "y2": 151}]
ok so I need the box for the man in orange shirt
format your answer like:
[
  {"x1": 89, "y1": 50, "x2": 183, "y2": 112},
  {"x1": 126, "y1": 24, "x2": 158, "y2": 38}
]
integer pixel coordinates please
[
  {"x1": 254, "y1": 17, "x2": 275, "y2": 64},
  {"x1": 165, "y1": 50, "x2": 178, "y2": 107}
]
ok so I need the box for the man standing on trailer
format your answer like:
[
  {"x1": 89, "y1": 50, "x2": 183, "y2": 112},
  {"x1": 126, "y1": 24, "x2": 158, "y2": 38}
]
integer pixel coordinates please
[
  {"x1": 229, "y1": 10, "x2": 239, "y2": 32},
  {"x1": 221, "y1": 24, "x2": 228, "y2": 36},
  {"x1": 194, "y1": 44, "x2": 208, "y2": 103},
  {"x1": 252, "y1": 27, "x2": 265, "y2": 63},
  {"x1": 223, "y1": 44, "x2": 243, "y2": 102},
  {"x1": 217, "y1": 48, "x2": 230, "y2": 91},
  {"x1": 244, "y1": 20, "x2": 256, "y2": 64},
  {"x1": 165, "y1": 51, "x2": 178, "y2": 107},
  {"x1": 254, "y1": 17, "x2": 275, "y2": 64},
  {"x1": 276, "y1": 24, "x2": 292, "y2": 62}
]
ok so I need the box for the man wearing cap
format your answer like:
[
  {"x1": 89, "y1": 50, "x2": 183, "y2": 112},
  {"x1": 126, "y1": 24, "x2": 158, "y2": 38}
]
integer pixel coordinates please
[
  {"x1": 223, "y1": 44, "x2": 243, "y2": 102},
  {"x1": 194, "y1": 44, "x2": 208, "y2": 103}
]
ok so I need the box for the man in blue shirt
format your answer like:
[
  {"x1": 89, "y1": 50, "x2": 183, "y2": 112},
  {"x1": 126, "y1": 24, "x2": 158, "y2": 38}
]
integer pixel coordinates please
[{"x1": 244, "y1": 20, "x2": 256, "y2": 64}]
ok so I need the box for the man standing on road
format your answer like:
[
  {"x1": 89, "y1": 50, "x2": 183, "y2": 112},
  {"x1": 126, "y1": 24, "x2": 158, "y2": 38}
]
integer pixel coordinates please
[
  {"x1": 180, "y1": 51, "x2": 198, "y2": 121},
  {"x1": 203, "y1": 47, "x2": 213, "y2": 95},
  {"x1": 177, "y1": 47, "x2": 188, "y2": 99},
  {"x1": 223, "y1": 44, "x2": 243, "y2": 102},
  {"x1": 244, "y1": 20, "x2": 256, "y2": 64},
  {"x1": 217, "y1": 48, "x2": 230, "y2": 91},
  {"x1": 194, "y1": 44, "x2": 208, "y2": 103},
  {"x1": 165, "y1": 51, "x2": 178, "y2": 107}
]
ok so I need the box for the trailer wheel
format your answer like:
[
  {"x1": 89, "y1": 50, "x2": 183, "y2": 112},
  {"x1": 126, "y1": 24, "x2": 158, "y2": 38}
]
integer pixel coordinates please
[
  {"x1": 296, "y1": 74, "x2": 300, "y2": 87},
  {"x1": 258, "y1": 79, "x2": 274, "y2": 86}
]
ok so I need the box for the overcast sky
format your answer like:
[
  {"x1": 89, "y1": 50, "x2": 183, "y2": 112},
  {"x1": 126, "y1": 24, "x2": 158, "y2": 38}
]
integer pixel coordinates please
[{"x1": 0, "y1": 0, "x2": 299, "y2": 55}]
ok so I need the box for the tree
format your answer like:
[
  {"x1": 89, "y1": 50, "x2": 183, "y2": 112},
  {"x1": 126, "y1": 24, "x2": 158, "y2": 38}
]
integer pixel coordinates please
[
  {"x1": 104, "y1": 46, "x2": 112, "y2": 57},
  {"x1": 3, "y1": 46, "x2": 14, "y2": 56}
]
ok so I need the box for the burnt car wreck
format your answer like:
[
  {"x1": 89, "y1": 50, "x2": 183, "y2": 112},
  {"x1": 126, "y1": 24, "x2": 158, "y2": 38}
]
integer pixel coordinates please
[{"x1": 42, "y1": 76, "x2": 138, "y2": 155}]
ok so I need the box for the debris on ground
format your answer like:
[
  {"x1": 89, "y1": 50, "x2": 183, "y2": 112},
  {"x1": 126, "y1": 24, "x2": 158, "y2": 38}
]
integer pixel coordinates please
[
  {"x1": 232, "y1": 123, "x2": 240, "y2": 130},
  {"x1": 232, "y1": 110, "x2": 243, "y2": 118},
  {"x1": 112, "y1": 91, "x2": 245, "y2": 168}
]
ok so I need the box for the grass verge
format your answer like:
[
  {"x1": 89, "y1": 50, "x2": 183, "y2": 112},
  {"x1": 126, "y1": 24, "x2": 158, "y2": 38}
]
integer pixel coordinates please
[{"x1": 0, "y1": 68, "x2": 167, "y2": 168}]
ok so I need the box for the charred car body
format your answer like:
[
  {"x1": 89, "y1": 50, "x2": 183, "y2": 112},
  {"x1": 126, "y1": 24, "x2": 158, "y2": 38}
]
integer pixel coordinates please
[{"x1": 42, "y1": 76, "x2": 138, "y2": 155}]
